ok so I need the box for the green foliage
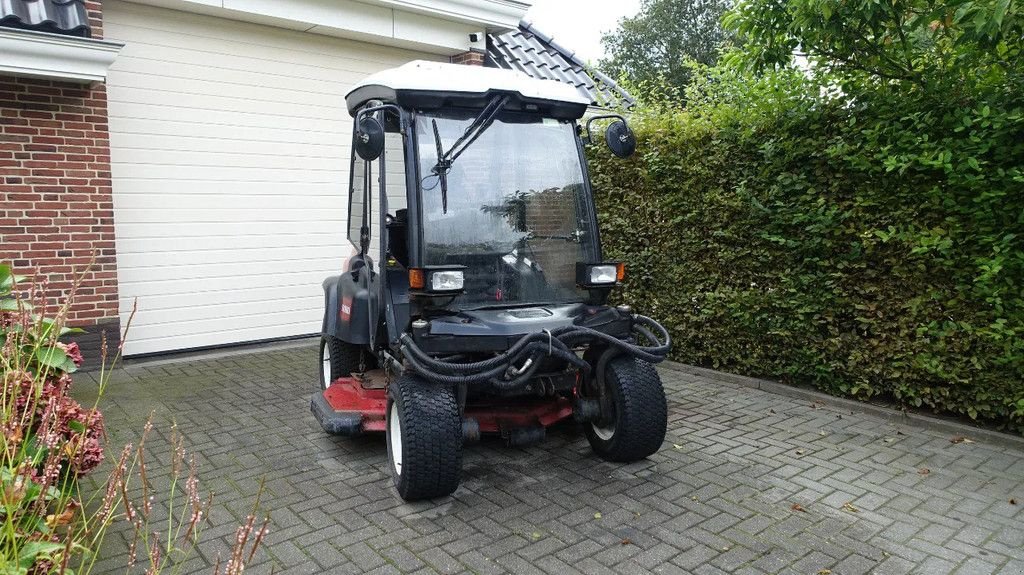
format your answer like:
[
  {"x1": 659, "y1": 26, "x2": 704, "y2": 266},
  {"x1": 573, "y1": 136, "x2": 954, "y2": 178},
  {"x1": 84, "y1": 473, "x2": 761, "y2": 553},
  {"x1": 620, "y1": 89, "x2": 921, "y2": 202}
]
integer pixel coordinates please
[
  {"x1": 723, "y1": 0, "x2": 1023, "y2": 96},
  {"x1": 587, "y1": 50, "x2": 1024, "y2": 430},
  {"x1": 599, "y1": 0, "x2": 731, "y2": 96}
]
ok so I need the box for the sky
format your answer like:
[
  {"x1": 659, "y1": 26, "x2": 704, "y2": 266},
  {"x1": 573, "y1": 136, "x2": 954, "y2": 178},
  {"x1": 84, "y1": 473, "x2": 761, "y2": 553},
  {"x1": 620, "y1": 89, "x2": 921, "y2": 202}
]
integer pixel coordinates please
[{"x1": 523, "y1": 0, "x2": 643, "y2": 64}]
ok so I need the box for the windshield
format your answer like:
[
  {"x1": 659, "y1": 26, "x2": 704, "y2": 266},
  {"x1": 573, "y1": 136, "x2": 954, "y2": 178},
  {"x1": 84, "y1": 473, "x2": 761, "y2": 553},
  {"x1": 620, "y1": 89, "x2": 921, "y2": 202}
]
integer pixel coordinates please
[{"x1": 416, "y1": 110, "x2": 596, "y2": 309}]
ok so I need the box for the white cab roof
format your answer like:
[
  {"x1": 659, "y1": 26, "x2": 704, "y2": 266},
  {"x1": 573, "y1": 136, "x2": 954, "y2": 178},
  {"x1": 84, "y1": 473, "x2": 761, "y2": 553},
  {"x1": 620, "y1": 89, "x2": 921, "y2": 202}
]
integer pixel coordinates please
[{"x1": 345, "y1": 60, "x2": 590, "y2": 114}]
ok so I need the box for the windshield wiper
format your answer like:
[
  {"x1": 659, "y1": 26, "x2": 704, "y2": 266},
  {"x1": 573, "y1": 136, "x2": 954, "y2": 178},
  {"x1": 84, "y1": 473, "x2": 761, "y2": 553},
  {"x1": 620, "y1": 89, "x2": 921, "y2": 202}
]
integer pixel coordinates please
[{"x1": 431, "y1": 94, "x2": 511, "y2": 213}]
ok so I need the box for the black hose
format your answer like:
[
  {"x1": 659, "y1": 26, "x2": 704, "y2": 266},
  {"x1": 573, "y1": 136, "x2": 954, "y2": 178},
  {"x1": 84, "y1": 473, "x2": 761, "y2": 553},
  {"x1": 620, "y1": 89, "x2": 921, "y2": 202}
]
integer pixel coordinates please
[{"x1": 401, "y1": 314, "x2": 671, "y2": 388}]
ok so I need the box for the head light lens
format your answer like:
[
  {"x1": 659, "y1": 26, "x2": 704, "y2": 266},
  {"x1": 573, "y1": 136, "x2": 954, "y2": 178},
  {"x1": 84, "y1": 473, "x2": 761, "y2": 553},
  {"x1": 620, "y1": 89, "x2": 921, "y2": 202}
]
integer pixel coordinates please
[
  {"x1": 430, "y1": 270, "x2": 464, "y2": 291},
  {"x1": 588, "y1": 265, "x2": 618, "y2": 284}
]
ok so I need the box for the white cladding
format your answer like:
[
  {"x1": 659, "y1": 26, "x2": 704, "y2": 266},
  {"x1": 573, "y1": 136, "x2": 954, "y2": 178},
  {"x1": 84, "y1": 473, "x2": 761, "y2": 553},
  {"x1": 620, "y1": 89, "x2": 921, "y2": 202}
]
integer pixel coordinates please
[{"x1": 105, "y1": 0, "x2": 441, "y2": 355}]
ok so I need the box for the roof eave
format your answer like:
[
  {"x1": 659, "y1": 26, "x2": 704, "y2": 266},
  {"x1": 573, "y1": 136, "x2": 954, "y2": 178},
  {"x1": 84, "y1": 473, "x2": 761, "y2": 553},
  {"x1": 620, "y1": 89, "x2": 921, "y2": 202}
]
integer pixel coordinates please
[{"x1": 0, "y1": 27, "x2": 123, "y2": 83}]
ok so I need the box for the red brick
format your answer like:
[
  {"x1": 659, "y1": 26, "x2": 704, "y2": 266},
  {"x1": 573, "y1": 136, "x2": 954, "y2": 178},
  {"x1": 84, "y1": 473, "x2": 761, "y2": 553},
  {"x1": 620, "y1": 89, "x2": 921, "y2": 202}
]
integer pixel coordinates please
[{"x1": 1, "y1": 59, "x2": 118, "y2": 327}]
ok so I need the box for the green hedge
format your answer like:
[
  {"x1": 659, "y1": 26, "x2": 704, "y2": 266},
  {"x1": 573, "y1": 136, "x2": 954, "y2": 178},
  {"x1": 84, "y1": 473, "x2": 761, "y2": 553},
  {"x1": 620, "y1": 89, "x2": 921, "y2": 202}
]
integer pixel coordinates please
[{"x1": 588, "y1": 69, "x2": 1024, "y2": 432}]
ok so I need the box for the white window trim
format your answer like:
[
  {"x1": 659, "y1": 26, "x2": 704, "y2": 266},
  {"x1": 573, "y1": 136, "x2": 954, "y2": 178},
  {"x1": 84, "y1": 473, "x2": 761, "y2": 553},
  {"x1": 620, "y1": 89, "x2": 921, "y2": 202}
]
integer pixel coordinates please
[{"x1": 0, "y1": 28, "x2": 123, "y2": 83}]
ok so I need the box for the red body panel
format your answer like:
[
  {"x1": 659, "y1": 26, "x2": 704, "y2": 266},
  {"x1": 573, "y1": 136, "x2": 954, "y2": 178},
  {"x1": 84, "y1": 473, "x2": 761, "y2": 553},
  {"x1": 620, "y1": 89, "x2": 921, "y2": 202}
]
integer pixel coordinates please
[{"x1": 321, "y1": 376, "x2": 574, "y2": 433}]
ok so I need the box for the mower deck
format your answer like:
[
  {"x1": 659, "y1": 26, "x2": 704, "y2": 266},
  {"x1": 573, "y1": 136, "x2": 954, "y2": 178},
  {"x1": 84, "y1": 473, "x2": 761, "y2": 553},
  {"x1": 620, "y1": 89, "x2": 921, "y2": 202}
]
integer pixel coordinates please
[{"x1": 311, "y1": 371, "x2": 575, "y2": 440}]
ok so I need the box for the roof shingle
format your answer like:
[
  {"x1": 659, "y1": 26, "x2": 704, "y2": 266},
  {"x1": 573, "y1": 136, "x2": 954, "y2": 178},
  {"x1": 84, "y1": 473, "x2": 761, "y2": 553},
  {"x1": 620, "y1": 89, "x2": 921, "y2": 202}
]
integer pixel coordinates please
[
  {"x1": 487, "y1": 18, "x2": 634, "y2": 109},
  {"x1": 0, "y1": 0, "x2": 90, "y2": 37}
]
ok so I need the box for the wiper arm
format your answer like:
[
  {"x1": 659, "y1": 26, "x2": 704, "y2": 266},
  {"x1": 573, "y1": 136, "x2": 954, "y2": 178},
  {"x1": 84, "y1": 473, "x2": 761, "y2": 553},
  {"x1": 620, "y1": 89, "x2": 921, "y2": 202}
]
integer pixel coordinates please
[
  {"x1": 431, "y1": 94, "x2": 511, "y2": 213},
  {"x1": 430, "y1": 119, "x2": 448, "y2": 212}
]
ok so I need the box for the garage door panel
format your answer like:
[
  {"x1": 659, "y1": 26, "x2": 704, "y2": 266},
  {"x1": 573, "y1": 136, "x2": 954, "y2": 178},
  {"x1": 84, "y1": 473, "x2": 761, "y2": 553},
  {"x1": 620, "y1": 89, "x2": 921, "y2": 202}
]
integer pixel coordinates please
[
  {"x1": 116, "y1": 269, "x2": 337, "y2": 298},
  {"x1": 107, "y1": 0, "x2": 439, "y2": 355},
  {"x1": 126, "y1": 307, "x2": 319, "y2": 338},
  {"x1": 114, "y1": 39, "x2": 386, "y2": 81},
  {"x1": 130, "y1": 294, "x2": 322, "y2": 325},
  {"x1": 113, "y1": 257, "x2": 338, "y2": 283},
  {"x1": 115, "y1": 223, "x2": 345, "y2": 242},
  {"x1": 111, "y1": 180, "x2": 341, "y2": 197},
  {"x1": 115, "y1": 208, "x2": 340, "y2": 224},
  {"x1": 113, "y1": 193, "x2": 342, "y2": 211},
  {"x1": 116, "y1": 234, "x2": 347, "y2": 254},
  {"x1": 107, "y1": 132, "x2": 346, "y2": 157},
  {"x1": 118, "y1": 284, "x2": 332, "y2": 313},
  {"x1": 107, "y1": 71, "x2": 347, "y2": 112},
  {"x1": 110, "y1": 163, "x2": 343, "y2": 183},
  {"x1": 108, "y1": 103, "x2": 346, "y2": 134},
  {"x1": 107, "y1": 4, "x2": 426, "y2": 73},
  {"x1": 123, "y1": 322, "x2": 318, "y2": 356},
  {"x1": 123, "y1": 318, "x2": 318, "y2": 355},
  {"x1": 111, "y1": 148, "x2": 340, "y2": 171},
  {"x1": 116, "y1": 247, "x2": 340, "y2": 268},
  {"x1": 111, "y1": 56, "x2": 350, "y2": 96},
  {"x1": 106, "y1": 86, "x2": 343, "y2": 122},
  {"x1": 111, "y1": 117, "x2": 350, "y2": 148}
]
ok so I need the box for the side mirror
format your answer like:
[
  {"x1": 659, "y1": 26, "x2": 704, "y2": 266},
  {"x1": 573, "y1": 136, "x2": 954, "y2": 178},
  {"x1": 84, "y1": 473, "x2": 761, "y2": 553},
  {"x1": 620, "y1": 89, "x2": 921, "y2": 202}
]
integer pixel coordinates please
[
  {"x1": 605, "y1": 119, "x2": 636, "y2": 158},
  {"x1": 354, "y1": 116, "x2": 385, "y2": 161},
  {"x1": 584, "y1": 114, "x2": 636, "y2": 159}
]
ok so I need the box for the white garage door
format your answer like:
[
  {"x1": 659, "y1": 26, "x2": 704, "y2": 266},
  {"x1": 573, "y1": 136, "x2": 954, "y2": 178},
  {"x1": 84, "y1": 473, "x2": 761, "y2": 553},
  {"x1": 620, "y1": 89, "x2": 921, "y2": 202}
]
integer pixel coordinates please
[{"x1": 105, "y1": 1, "x2": 440, "y2": 355}]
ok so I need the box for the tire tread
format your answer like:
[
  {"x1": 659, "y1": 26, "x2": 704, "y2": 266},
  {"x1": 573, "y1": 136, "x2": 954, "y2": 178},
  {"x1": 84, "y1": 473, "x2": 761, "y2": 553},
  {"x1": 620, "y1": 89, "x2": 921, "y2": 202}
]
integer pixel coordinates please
[
  {"x1": 388, "y1": 375, "x2": 462, "y2": 500},
  {"x1": 586, "y1": 356, "x2": 668, "y2": 462}
]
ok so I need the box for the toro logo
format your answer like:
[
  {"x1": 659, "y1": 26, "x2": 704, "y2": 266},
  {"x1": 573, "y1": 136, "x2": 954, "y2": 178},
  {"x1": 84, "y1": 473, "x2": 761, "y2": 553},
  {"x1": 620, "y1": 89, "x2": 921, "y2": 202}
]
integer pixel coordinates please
[{"x1": 340, "y1": 297, "x2": 352, "y2": 321}]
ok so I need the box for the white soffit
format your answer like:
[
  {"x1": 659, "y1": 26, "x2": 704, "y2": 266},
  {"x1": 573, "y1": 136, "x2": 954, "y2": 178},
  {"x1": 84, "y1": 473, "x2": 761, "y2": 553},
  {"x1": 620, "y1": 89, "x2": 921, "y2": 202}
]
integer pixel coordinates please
[
  {"x1": 373, "y1": 0, "x2": 529, "y2": 29},
  {"x1": 0, "y1": 28, "x2": 123, "y2": 83},
  {"x1": 118, "y1": 0, "x2": 528, "y2": 54}
]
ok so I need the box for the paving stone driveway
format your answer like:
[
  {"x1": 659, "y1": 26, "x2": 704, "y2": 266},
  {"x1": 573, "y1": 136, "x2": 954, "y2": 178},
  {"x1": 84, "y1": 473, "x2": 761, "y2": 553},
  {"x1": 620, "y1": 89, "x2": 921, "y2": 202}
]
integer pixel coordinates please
[{"x1": 77, "y1": 342, "x2": 1024, "y2": 575}]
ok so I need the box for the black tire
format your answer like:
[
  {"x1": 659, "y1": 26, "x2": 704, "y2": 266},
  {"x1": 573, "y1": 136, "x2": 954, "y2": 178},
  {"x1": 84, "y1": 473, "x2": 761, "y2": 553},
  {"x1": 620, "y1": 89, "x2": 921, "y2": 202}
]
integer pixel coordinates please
[
  {"x1": 585, "y1": 356, "x2": 667, "y2": 462},
  {"x1": 386, "y1": 375, "x2": 462, "y2": 501},
  {"x1": 318, "y1": 335, "x2": 372, "y2": 390}
]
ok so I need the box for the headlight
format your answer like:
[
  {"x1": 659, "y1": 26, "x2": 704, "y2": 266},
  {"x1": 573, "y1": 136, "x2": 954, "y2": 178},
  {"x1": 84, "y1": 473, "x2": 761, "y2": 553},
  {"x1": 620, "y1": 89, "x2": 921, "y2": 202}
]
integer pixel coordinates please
[
  {"x1": 409, "y1": 266, "x2": 466, "y2": 294},
  {"x1": 588, "y1": 265, "x2": 618, "y2": 284},
  {"x1": 430, "y1": 270, "x2": 464, "y2": 291},
  {"x1": 576, "y1": 262, "x2": 625, "y2": 288}
]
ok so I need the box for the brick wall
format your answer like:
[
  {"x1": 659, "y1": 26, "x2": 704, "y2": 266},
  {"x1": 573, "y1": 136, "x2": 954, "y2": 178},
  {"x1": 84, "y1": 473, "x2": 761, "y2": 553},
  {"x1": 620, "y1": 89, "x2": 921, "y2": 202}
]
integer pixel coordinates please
[
  {"x1": 451, "y1": 50, "x2": 484, "y2": 66},
  {"x1": 0, "y1": 74, "x2": 120, "y2": 365},
  {"x1": 525, "y1": 188, "x2": 578, "y2": 287},
  {"x1": 85, "y1": 0, "x2": 103, "y2": 38}
]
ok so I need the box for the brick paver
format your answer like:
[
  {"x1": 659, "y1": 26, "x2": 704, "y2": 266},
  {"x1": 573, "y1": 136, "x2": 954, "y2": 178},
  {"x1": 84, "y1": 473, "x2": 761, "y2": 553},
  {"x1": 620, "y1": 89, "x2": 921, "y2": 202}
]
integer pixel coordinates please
[{"x1": 76, "y1": 343, "x2": 1024, "y2": 574}]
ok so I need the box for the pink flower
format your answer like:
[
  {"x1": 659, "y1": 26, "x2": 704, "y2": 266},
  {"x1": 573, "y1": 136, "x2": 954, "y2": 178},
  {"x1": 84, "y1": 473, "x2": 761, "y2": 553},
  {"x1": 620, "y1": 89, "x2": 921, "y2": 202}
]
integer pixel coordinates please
[{"x1": 62, "y1": 339, "x2": 83, "y2": 366}]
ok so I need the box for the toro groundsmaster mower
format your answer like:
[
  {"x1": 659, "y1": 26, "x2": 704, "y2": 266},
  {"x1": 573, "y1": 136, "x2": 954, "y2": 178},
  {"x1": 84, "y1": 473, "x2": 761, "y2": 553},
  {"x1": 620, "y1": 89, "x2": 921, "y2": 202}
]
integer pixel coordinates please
[{"x1": 312, "y1": 61, "x2": 672, "y2": 501}]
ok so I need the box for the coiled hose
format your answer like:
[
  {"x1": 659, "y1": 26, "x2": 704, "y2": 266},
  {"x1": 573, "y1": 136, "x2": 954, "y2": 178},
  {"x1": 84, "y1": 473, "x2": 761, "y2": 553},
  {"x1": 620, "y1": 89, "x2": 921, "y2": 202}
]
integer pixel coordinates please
[{"x1": 399, "y1": 314, "x2": 671, "y2": 390}]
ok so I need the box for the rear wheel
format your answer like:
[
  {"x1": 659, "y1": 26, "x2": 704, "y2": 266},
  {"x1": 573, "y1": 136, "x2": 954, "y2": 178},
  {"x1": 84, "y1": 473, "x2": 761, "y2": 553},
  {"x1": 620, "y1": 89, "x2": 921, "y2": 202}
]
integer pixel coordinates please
[
  {"x1": 386, "y1": 375, "x2": 462, "y2": 500},
  {"x1": 585, "y1": 356, "x2": 667, "y2": 462},
  {"x1": 318, "y1": 335, "x2": 371, "y2": 390}
]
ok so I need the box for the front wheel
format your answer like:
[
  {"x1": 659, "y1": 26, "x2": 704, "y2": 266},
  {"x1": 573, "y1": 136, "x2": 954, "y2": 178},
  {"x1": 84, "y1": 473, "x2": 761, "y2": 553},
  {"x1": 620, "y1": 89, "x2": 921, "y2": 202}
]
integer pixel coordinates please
[
  {"x1": 386, "y1": 375, "x2": 462, "y2": 500},
  {"x1": 318, "y1": 335, "x2": 372, "y2": 390},
  {"x1": 585, "y1": 356, "x2": 667, "y2": 462}
]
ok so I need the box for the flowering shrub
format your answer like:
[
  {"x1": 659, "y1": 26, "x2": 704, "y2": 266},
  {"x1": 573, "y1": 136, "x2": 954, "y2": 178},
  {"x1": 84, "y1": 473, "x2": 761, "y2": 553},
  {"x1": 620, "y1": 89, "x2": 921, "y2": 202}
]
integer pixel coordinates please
[
  {"x1": 1, "y1": 263, "x2": 106, "y2": 573},
  {"x1": 1, "y1": 264, "x2": 270, "y2": 574}
]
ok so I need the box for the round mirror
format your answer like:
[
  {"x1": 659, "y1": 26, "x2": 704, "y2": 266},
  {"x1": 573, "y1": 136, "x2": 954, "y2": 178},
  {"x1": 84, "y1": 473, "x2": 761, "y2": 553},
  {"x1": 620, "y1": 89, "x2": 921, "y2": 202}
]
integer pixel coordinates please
[
  {"x1": 605, "y1": 120, "x2": 636, "y2": 158},
  {"x1": 354, "y1": 116, "x2": 385, "y2": 161}
]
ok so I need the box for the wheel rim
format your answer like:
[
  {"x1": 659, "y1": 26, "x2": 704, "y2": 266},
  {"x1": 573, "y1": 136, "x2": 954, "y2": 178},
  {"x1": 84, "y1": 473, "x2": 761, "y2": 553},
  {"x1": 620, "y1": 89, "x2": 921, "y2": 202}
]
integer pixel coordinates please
[
  {"x1": 591, "y1": 420, "x2": 615, "y2": 441},
  {"x1": 321, "y1": 343, "x2": 332, "y2": 390},
  {"x1": 389, "y1": 402, "x2": 403, "y2": 476}
]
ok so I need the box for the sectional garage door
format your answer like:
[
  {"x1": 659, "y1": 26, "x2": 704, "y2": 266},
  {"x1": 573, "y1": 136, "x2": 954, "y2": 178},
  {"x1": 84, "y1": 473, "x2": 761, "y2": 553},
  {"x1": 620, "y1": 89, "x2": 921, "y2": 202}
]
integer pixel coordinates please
[{"x1": 104, "y1": 1, "x2": 439, "y2": 355}]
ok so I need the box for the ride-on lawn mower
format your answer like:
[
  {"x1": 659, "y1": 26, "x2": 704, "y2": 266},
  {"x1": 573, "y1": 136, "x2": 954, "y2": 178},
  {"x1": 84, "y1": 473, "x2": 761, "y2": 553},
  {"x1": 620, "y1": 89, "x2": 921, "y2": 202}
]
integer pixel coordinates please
[{"x1": 312, "y1": 61, "x2": 672, "y2": 501}]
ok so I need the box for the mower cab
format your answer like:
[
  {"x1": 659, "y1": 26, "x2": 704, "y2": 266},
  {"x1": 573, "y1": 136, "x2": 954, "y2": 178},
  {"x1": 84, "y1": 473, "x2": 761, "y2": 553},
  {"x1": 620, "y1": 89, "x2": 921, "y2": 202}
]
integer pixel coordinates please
[{"x1": 312, "y1": 61, "x2": 671, "y2": 501}]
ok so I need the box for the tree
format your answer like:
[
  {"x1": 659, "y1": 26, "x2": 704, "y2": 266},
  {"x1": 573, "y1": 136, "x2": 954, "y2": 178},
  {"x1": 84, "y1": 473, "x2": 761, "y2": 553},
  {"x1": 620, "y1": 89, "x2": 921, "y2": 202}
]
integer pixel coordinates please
[
  {"x1": 599, "y1": 0, "x2": 731, "y2": 96},
  {"x1": 722, "y1": 0, "x2": 1023, "y2": 93}
]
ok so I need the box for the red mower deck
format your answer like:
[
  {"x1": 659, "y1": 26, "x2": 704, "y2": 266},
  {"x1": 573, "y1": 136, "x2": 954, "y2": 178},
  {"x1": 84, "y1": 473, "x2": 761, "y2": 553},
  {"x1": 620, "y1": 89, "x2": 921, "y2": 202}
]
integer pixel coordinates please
[{"x1": 313, "y1": 373, "x2": 576, "y2": 438}]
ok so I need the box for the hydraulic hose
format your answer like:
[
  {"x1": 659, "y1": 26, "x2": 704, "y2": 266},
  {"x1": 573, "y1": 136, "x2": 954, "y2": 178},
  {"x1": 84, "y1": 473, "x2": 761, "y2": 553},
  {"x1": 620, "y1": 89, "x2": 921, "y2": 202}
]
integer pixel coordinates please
[{"x1": 399, "y1": 314, "x2": 671, "y2": 388}]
